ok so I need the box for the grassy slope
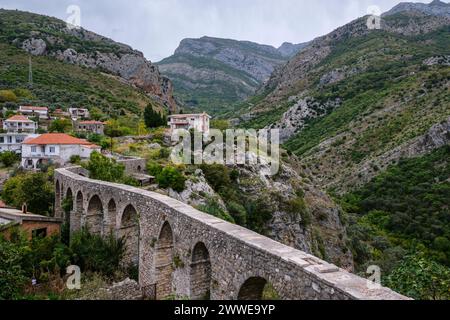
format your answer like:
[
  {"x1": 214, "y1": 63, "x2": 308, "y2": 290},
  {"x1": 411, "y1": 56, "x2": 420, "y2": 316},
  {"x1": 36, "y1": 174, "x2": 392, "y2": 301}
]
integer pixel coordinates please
[
  {"x1": 284, "y1": 27, "x2": 450, "y2": 157},
  {"x1": 0, "y1": 42, "x2": 161, "y2": 116},
  {"x1": 0, "y1": 9, "x2": 164, "y2": 116}
]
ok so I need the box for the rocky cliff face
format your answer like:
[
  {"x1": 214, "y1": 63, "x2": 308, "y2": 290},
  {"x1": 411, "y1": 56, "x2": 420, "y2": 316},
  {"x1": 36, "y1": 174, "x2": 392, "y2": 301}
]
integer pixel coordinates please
[
  {"x1": 1, "y1": 9, "x2": 177, "y2": 112},
  {"x1": 157, "y1": 36, "x2": 306, "y2": 114},
  {"x1": 165, "y1": 159, "x2": 354, "y2": 270},
  {"x1": 233, "y1": 2, "x2": 449, "y2": 196}
]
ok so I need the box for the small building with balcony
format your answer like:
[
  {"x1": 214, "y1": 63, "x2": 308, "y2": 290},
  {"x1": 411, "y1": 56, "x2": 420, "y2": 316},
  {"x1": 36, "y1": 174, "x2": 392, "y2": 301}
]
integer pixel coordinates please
[
  {"x1": 3, "y1": 115, "x2": 37, "y2": 133},
  {"x1": 168, "y1": 113, "x2": 211, "y2": 134}
]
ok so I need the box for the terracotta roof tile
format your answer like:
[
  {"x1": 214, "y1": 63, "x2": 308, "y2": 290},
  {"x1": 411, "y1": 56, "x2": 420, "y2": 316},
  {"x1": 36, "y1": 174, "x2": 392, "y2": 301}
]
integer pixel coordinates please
[
  {"x1": 20, "y1": 106, "x2": 48, "y2": 111},
  {"x1": 6, "y1": 115, "x2": 34, "y2": 122},
  {"x1": 23, "y1": 133, "x2": 99, "y2": 147}
]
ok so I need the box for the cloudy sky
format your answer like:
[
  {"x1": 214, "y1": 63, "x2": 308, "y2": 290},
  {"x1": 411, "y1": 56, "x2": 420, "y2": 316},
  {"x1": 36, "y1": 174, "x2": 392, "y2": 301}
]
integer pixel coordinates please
[{"x1": 0, "y1": 0, "x2": 425, "y2": 62}]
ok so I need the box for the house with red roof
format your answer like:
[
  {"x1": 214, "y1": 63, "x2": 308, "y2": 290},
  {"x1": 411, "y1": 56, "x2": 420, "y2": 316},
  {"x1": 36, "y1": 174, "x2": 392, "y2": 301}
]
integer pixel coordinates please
[
  {"x1": 75, "y1": 120, "x2": 105, "y2": 135},
  {"x1": 21, "y1": 133, "x2": 101, "y2": 169},
  {"x1": 3, "y1": 115, "x2": 37, "y2": 134},
  {"x1": 19, "y1": 105, "x2": 49, "y2": 119}
]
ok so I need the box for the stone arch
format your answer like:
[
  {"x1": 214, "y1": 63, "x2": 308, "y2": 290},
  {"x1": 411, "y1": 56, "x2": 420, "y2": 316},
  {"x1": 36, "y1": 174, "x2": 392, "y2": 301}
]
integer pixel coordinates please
[
  {"x1": 105, "y1": 199, "x2": 118, "y2": 236},
  {"x1": 55, "y1": 180, "x2": 61, "y2": 218},
  {"x1": 155, "y1": 221, "x2": 174, "y2": 300},
  {"x1": 64, "y1": 187, "x2": 74, "y2": 230},
  {"x1": 190, "y1": 242, "x2": 211, "y2": 300},
  {"x1": 137, "y1": 165, "x2": 142, "y2": 172},
  {"x1": 119, "y1": 204, "x2": 140, "y2": 268},
  {"x1": 86, "y1": 195, "x2": 104, "y2": 235},
  {"x1": 73, "y1": 191, "x2": 84, "y2": 233},
  {"x1": 237, "y1": 277, "x2": 278, "y2": 300}
]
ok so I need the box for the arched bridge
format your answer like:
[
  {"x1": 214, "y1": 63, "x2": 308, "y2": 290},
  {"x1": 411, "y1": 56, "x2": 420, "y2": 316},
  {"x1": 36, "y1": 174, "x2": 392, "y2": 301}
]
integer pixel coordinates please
[{"x1": 54, "y1": 166, "x2": 407, "y2": 300}]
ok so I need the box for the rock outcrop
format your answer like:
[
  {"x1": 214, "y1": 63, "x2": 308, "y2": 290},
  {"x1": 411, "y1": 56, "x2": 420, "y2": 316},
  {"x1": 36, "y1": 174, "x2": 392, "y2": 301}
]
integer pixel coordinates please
[{"x1": 3, "y1": 9, "x2": 177, "y2": 112}]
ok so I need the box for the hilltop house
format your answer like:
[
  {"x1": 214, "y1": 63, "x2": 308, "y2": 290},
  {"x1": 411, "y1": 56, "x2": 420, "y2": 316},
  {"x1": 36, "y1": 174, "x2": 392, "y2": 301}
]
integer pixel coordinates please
[
  {"x1": 69, "y1": 108, "x2": 90, "y2": 121},
  {"x1": 0, "y1": 115, "x2": 38, "y2": 153},
  {"x1": 168, "y1": 113, "x2": 211, "y2": 134},
  {"x1": 21, "y1": 133, "x2": 101, "y2": 169},
  {"x1": 19, "y1": 106, "x2": 49, "y2": 119},
  {"x1": 75, "y1": 120, "x2": 105, "y2": 135}
]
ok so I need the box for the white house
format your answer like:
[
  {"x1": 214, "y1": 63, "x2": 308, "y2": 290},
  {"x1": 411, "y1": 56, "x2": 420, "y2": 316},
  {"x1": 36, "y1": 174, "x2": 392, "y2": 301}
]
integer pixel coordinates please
[
  {"x1": 0, "y1": 133, "x2": 38, "y2": 154},
  {"x1": 69, "y1": 108, "x2": 90, "y2": 121},
  {"x1": 168, "y1": 113, "x2": 211, "y2": 134},
  {"x1": 0, "y1": 115, "x2": 38, "y2": 154},
  {"x1": 21, "y1": 133, "x2": 101, "y2": 169},
  {"x1": 3, "y1": 115, "x2": 37, "y2": 133},
  {"x1": 19, "y1": 106, "x2": 49, "y2": 119}
]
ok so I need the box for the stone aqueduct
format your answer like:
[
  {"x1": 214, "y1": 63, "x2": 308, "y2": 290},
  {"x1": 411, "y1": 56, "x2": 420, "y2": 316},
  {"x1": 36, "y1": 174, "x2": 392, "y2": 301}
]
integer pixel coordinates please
[{"x1": 54, "y1": 163, "x2": 407, "y2": 300}]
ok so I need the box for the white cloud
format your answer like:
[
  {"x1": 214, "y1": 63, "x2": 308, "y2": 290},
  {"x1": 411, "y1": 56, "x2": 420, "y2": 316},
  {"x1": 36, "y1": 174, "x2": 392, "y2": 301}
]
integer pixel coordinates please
[{"x1": 0, "y1": 0, "x2": 425, "y2": 62}]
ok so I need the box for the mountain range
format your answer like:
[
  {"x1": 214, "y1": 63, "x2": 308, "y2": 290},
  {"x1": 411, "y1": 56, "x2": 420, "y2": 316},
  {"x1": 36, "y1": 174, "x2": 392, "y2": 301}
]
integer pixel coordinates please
[{"x1": 157, "y1": 37, "x2": 308, "y2": 113}]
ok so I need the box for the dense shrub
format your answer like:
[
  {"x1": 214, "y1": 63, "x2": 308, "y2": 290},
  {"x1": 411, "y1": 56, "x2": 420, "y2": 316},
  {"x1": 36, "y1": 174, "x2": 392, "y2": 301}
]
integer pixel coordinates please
[
  {"x1": 146, "y1": 161, "x2": 163, "y2": 176},
  {"x1": 0, "y1": 151, "x2": 20, "y2": 167},
  {"x1": 2, "y1": 171, "x2": 54, "y2": 216},
  {"x1": 70, "y1": 229, "x2": 125, "y2": 277},
  {"x1": 385, "y1": 255, "x2": 450, "y2": 300},
  {"x1": 84, "y1": 152, "x2": 125, "y2": 183},
  {"x1": 156, "y1": 166, "x2": 186, "y2": 192}
]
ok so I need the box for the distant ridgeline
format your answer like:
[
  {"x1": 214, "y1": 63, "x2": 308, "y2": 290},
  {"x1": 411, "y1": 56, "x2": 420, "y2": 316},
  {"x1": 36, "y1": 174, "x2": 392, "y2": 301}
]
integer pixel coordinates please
[{"x1": 157, "y1": 37, "x2": 308, "y2": 114}]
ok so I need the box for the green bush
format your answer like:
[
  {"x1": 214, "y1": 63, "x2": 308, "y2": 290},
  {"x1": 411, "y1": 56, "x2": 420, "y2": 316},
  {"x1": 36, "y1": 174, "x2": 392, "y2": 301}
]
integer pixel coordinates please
[
  {"x1": 0, "y1": 236, "x2": 28, "y2": 300},
  {"x1": 84, "y1": 152, "x2": 125, "y2": 183},
  {"x1": 198, "y1": 198, "x2": 235, "y2": 223},
  {"x1": 69, "y1": 155, "x2": 81, "y2": 164},
  {"x1": 0, "y1": 151, "x2": 20, "y2": 167},
  {"x1": 0, "y1": 89, "x2": 17, "y2": 102},
  {"x1": 70, "y1": 229, "x2": 125, "y2": 277},
  {"x1": 200, "y1": 164, "x2": 231, "y2": 191},
  {"x1": 385, "y1": 254, "x2": 450, "y2": 300},
  {"x1": 2, "y1": 171, "x2": 54, "y2": 216},
  {"x1": 156, "y1": 166, "x2": 186, "y2": 192},
  {"x1": 146, "y1": 161, "x2": 163, "y2": 176}
]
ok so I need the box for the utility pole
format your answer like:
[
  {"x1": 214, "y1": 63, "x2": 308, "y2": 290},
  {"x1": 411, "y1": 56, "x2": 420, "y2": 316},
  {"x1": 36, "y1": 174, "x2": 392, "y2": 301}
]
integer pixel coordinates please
[{"x1": 28, "y1": 55, "x2": 33, "y2": 88}]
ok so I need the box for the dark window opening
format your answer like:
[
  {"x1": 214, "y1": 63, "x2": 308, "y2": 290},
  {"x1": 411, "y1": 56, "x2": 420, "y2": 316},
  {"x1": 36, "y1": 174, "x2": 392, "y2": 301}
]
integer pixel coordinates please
[{"x1": 32, "y1": 228, "x2": 47, "y2": 239}]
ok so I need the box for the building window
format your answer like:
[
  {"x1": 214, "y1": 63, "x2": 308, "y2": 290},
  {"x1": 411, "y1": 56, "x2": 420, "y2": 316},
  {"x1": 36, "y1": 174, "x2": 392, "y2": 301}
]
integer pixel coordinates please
[
  {"x1": 0, "y1": 137, "x2": 4, "y2": 143},
  {"x1": 49, "y1": 147, "x2": 56, "y2": 153},
  {"x1": 32, "y1": 228, "x2": 47, "y2": 239},
  {"x1": 31, "y1": 146, "x2": 37, "y2": 153}
]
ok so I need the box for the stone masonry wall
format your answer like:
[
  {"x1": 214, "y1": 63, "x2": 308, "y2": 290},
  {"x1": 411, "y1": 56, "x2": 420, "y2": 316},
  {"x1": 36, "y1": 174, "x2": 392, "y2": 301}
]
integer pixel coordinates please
[{"x1": 55, "y1": 167, "x2": 409, "y2": 300}]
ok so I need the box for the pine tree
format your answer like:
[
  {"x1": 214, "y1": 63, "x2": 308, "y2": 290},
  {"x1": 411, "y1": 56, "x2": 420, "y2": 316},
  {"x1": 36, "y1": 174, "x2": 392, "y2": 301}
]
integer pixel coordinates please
[{"x1": 144, "y1": 104, "x2": 165, "y2": 128}]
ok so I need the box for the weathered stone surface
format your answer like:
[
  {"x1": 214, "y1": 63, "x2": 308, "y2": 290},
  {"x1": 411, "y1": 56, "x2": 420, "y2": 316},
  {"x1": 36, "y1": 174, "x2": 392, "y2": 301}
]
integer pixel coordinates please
[
  {"x1": 55, "y1": 167, "x2": 409, "y2": 300},
  {"x1": 22, "y1": 38, "x2": 47, "y2": 56}
]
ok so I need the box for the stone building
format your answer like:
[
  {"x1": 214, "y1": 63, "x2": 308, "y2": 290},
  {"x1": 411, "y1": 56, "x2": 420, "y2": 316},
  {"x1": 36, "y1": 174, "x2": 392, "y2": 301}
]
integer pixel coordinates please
[{"x1": 75, "y1": 120, "x2": 105, "y2": 135}]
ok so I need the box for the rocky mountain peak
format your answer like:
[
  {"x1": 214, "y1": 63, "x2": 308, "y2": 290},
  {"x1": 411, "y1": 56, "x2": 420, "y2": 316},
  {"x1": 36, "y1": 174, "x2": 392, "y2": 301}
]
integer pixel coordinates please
[{"x1": 383, "y1": 0, "x2": 450, "y2": 17}]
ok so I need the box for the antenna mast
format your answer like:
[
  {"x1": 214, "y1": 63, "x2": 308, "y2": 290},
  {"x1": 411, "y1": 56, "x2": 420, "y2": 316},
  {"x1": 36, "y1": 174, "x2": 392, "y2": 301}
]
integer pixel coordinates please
[{"x1": 28, "y1": 55, "x2": 33, "y2": 88}]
